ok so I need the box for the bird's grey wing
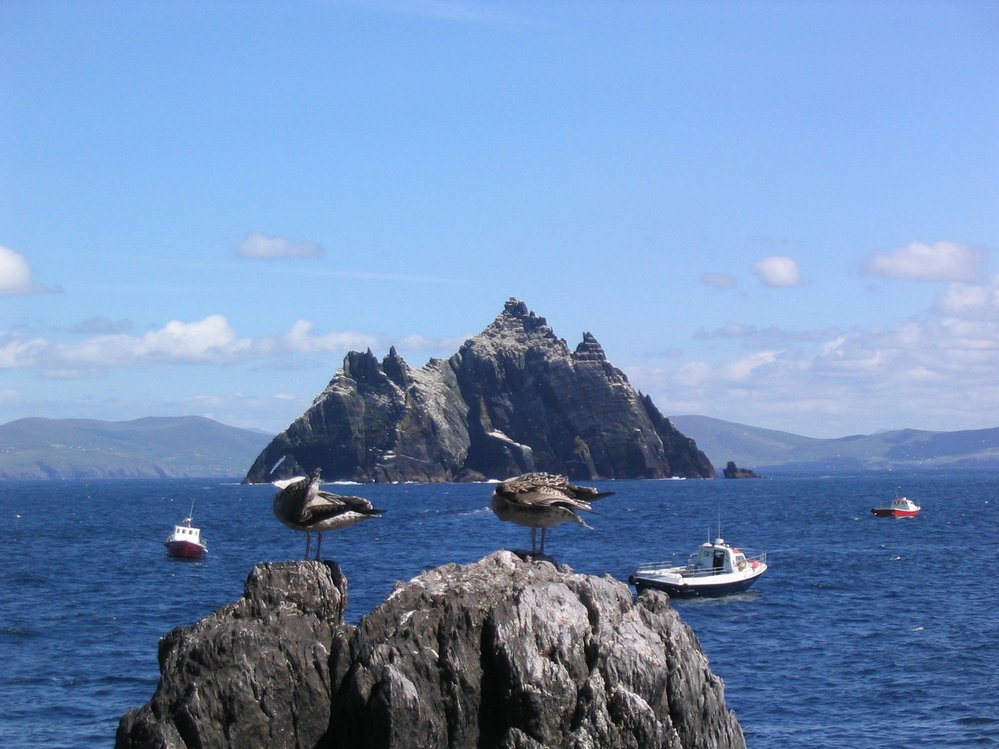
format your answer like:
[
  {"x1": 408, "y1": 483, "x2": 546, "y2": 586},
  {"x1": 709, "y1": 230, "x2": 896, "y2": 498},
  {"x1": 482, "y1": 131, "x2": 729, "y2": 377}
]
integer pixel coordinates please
[
  {"x1": 522, "y1": 472, "x2": 614, "y2": 503},
  {"x1": 328, "y1": 493, "x2": 384, "y2": 515},
  {"x1": 273, "y1": 478, "x2": 314, "y2": 523},
  {"x1": 272, "y1": 475, "x2": 308, "y2": 490},
  {"x1": 538, "y1": 473, "x2": 613, "y2": 502},
  {"x1": 501, "y1": 485, "x2": 591, "y2": 512},
  {"x1": 303, "y1": 492, "x2": 383, "y2": 522},
  {"x1": 566, "y1": 483, "x2": 615, "y2": 502},
  {"x1": 298, "y1": 493, "x2": 345, "y2": 524},
  {"x1": 313, "y1": 489, "x2": 364, "y2": 508}
]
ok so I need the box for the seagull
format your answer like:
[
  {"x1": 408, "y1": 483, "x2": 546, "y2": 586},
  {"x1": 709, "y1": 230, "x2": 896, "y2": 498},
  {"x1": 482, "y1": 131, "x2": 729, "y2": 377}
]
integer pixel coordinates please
[
  {"x1": 272, "y1": 469, "x2": 384, "y2": 560},
  {"x1": 490, "y1": 472, "x2": 614, "y2": 557}
]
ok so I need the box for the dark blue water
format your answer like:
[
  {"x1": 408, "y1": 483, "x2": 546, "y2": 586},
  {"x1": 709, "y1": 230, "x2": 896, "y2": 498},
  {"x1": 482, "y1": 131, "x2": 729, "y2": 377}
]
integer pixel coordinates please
[{"x1": 2, "y1": 474, "x2": 997, "y2": 748}]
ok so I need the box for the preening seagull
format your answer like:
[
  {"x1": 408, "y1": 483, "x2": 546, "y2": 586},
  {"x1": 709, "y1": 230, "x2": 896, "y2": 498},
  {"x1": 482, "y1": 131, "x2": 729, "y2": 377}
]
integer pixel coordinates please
[
  {"x1": 272, "y1": 469, "x2": 384, "y2": 560},
  {"x1": 490, "y1": 471, "x2": 614, "y2": 557}
]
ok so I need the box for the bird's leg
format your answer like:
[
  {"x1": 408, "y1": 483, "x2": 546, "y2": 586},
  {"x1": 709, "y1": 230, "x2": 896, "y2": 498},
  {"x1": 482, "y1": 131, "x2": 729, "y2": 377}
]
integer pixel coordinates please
[
  {"x1": 540, "y1": 528, "x2": 547, "y2": 556},
  {"x1": 314, "y1": 532, "x2": 323, "y2": 560},
  {"x1": 304, "y1": 532, "x2": 312, "y2": 560},
  {"x1": 530, "y1": 527, "x2": 537, "y2": 554}
]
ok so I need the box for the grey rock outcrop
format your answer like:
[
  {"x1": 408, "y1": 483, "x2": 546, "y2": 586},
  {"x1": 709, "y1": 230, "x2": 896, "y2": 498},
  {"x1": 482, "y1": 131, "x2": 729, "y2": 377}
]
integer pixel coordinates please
[
  {"x1": 722, "y1": 461, "x2": 760, "y2": 479},
  {"x1": 244, "y1": 299, "x2": 714, "y2": 483},
  {"x1": 116, "y1": 561, "x2": 351, "y2": 748},
  {"x1": 116, "y1": 552, "x2": 747, "y2": 749}
]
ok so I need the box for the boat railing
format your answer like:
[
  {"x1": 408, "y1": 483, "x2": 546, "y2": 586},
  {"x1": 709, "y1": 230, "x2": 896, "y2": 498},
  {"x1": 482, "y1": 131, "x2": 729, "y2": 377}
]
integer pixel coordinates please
[
  {"x1": 635, "y1": 550, "x2": 767, "y2": 575},
  {"x1": 731, "y1": 550, "x2": 767, "y2": 570}
]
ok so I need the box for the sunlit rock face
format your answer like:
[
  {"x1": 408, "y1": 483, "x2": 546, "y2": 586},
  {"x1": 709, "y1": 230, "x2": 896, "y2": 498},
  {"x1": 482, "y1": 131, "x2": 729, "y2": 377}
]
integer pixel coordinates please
[
  {"x1": 116, "y1": 553, "x2": 747, "y2": 749},
  {"x1": 244, "y1": 298, "x2": 715, "y2": 484}
]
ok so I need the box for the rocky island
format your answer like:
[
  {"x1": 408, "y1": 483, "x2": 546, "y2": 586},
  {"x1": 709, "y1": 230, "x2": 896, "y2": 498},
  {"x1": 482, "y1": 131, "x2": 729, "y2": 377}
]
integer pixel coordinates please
[
  {"x1": 116, "y1": 552, "x2": 746, "y2": 749},
  {"x1": 722, "y1": 462, "x2": 760, "y2": 479},
  {"x1": 244, "y1": 299, "x2": 714, "y2": 483}
]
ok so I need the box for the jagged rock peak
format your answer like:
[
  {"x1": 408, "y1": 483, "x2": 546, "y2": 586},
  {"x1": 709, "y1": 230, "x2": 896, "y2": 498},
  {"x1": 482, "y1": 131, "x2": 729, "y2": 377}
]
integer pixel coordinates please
[
  {"x1": 344, "y1": 348, "x2": 385, "y2": 383},
  {"x1": 574, "y1": 331, "x2": 608, "y2": 361},
  {"x1": 381, "y1": 345, "x2": 410, "y2": 388},
  {"x1": 500, "y1": 296, "x2": 549, "y2": 331}
]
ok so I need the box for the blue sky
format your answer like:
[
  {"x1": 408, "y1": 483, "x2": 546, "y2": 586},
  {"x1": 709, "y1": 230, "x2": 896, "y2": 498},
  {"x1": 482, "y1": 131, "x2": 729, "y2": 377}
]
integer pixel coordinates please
[{"x1": 2, "y1": 0, "x2": 997, "y2": 439}]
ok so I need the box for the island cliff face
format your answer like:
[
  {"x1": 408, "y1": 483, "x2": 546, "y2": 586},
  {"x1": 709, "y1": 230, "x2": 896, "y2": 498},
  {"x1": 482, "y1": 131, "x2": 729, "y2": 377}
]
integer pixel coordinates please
[
  {"x1": 116, "y1": 552, "x2": 747, "y2": 749},
  {"x1": 244, "y1": 299, "x2": 714, "y2": 483}
]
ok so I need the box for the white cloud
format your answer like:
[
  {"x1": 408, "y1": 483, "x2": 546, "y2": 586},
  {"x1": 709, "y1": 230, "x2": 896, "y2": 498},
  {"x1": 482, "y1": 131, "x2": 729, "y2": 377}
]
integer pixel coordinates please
[
  {"x1": 866, "y1": 240, "x2": 981, "y2": 282},
  {"x1": 0, "y1": 334, "x2": 49, "y2": 368},
  {"x1": 752, "y1": 256, "x2": 801, "y2": 287},
  {"x1": 236, "y1": 232, "x2": 325, "y2": 260},
  {"x1": 139, "y1": 316, "x2": 253, "y2": 362},
  {"x1": 629, "y1": 296, "x2": 999, "y2": 437},
  {"x1": 933, "y1": 276, "x2": 999, "y2": 319},
  {"x1": 724, "y1": 350, "x2": 779, "y2": 380},
  {"x1": 55, "y1": 315, "x2": 253, "y2": 368},
  {"x1": 392, "y1": 333, "x2": 468, "y2": 353},
  {"x1": 0, "y1": 316, "x2": 389, "y2": 373},
  {"x1": 0, "y1": 246, "x2": 31, "y2": 293},
  {"x1": 278, "y1": 320, "x2": 378, "y2": 354},
  {"x1": 0, "y1": 316, "x2": 250, "y2": 370},
  {"x1": 0, "y1": 246, "x2": 59, "y2": 295}
]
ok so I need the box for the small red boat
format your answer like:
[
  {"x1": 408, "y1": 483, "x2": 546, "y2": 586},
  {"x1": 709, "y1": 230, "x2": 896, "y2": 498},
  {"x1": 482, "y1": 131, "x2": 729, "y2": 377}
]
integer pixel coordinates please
[
  {"x1": 871, "y1": 495, "x2": 921, "y2": 518},
  {"x1": 165, "y1": 506, "x2": 207, "y2": 558}
]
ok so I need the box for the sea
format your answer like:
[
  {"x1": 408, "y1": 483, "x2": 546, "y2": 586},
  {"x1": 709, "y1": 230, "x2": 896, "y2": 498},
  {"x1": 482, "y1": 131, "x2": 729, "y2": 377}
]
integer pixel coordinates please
[{"x1": 2, "y1": 472, "x2": 997, "y2": 749}]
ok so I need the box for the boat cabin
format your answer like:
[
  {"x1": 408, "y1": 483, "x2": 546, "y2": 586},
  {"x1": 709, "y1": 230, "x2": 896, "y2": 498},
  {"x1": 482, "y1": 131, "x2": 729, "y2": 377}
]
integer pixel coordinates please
[
  {"x1": 690, "y1": 539, "x2": 748, "y2": 575},
  {"x1": 171, "y1": 521, "x2": 201, "y2": 543}
]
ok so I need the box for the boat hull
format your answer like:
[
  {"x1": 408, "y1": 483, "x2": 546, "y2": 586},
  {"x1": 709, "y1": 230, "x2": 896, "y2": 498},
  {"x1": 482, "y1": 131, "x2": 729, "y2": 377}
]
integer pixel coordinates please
[
  {"x1": 632, "y1": 575, "x2": 759, "y2": 598},
  {"x1": 630, "y1": 566, "x2": 767, "y2": 598},
  {"x1": 165, "y1": 540, "x2": 207, "y2": 559},
  {"x1": 871, "y1": 495, "x2": 920, "y2": 517},
  {"x1": 871, "y1": 508, "x2": 919, "y2": 518}
]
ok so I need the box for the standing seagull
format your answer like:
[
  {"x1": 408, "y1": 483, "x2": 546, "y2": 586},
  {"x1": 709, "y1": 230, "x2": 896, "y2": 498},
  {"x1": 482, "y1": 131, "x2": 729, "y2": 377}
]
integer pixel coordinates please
[
  {"x1": 490, "y1": 472, "x2": 614, "y2": 557},
  {"x1": 272, "y1": 469, "x2": 384, "y2": 560}
]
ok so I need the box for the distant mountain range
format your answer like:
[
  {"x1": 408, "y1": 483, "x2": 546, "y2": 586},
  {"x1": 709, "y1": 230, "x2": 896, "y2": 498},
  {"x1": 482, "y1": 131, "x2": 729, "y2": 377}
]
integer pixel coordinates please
[
  {"x1": 0, "y1": 416, "x2": 271, "y2": 479},
  {"x1": 669, "y1": 415, "x2": 999, "y2": 473},
  {"x1": 1, "y1": 414, "x2": 996, "y2": 480}
]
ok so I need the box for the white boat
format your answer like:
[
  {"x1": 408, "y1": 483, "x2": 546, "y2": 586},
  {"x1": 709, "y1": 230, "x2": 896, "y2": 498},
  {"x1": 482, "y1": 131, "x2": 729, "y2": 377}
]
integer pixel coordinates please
[
  {"x1": 164, "y1": 505, "x2": 207, "y2": 559},
  {"x1": 630, "y1": 536, "x2": 768, "y2": 597},
  {"x1": 871, "y1": 495, "x2": 920, "y2": 518}
]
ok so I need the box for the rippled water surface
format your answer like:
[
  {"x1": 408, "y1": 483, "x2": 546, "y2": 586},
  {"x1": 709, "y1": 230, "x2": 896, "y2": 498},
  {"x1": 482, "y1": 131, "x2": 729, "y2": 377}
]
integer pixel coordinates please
[{"x1": 2, "y1": 473, "x2": 997, "y2": 748}]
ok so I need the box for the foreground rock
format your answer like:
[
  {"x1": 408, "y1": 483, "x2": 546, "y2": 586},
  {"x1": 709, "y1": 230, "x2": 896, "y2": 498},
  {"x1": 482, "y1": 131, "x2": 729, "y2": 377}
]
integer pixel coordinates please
[
  {"x1": 244, "y1": 299, "x2": 715, "y2": 483},
  {"x1": 117, "y1": 552, "x2": 746, "y2": 749},
  {"x1": 116, "y1": 561, "x2": 350, "y2": 748}
]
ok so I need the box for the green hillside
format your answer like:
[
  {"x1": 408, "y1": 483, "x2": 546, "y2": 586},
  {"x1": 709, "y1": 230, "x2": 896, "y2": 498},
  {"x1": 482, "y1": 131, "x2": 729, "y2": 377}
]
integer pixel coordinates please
[
  {"x1": 669, "y1": 415, "x2": 999, "y2": 473},
  {"x1": 0, "y1": 416, "x2": 271, "y2": 479}
]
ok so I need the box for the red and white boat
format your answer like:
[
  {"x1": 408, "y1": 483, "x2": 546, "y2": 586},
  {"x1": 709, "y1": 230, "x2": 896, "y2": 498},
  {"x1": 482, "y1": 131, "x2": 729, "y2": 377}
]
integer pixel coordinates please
[
  {"x1": 871, "y1": 495, "x2": 921, "y2": 518},
  {"x1": 165, "y1": 506, "x2": 207, "y2": 558}
]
